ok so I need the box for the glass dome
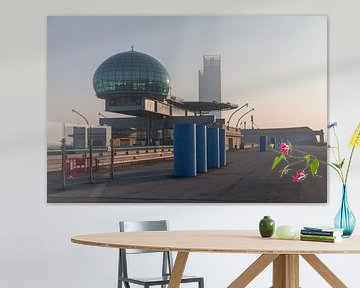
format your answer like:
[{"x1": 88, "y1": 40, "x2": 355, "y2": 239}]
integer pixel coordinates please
[{"x1": 93, "y1": 50, "x2": 171, "y2": 99}]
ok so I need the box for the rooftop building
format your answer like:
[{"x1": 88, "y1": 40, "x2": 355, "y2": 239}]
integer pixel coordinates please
[
  {"x1": 198, "y1": 55, "x2": 222, "y2": 119},
  {"x1": 94, "y1": 49, "x2": 239, "y2": 147}
]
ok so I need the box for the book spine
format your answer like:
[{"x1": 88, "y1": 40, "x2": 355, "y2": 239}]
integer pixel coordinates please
[
  {"x1": 301, "y1": 230, "x2": 336, "y2": 236},
  {"x1": 300, "y1": 237, "x2": 336, "y2": 243}
]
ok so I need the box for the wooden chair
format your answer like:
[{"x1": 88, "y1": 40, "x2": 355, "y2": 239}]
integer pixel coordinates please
[{"x1": 118, "y1": 220, "x2": 204, "y2": 288}]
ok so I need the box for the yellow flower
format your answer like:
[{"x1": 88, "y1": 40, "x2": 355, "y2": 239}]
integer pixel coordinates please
[{"x1": 349, "y1": 122, "x2": 360, "y2": 147}]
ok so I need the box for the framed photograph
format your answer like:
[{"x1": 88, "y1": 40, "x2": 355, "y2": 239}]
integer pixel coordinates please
[{"x1": 47, "y1": 16, "x2": 327, "y2": 203}]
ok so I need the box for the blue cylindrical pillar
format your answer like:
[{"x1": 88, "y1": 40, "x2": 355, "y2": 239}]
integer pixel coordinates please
[
  {"x1": 260, "y1": 136, "x2": 268, "y2": 152},
  {"x1": 270, "y1": 137, "x2": 277, "y2": 150},
  {"x1": 207, "y1": 127, "x2": 220, "y2": 169},
  {"x1": 196, "y1": 125, "x2": 207, "y2": 173},
  {"x1": 219, "y1": 128, "x2": 226, "y2": 167},
  {"x1": 173, "y1": 123, "x2": 196, "y2": 176}
]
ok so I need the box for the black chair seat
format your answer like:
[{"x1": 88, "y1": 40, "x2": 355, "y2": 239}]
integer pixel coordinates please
[{"x1": 119, "y1": 275, "x2": 203, "y2": 286}]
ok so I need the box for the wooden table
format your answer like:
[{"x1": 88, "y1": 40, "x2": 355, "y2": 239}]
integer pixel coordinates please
[{"x1": 71, "y1": 230, "x2": 360, "y2": 288}]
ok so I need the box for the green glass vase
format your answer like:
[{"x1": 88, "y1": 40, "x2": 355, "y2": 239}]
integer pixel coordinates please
[{"x1": 259, "y1": 216, "x2": 275, "y2": 237}]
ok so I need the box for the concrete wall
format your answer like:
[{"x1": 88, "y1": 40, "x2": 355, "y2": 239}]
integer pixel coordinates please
[
  {"x1": 242, "y1": 127, "x2": 318, "y2": 145},
  {"x1": 2, "y1": 1, "x2": 360, "y2": 288}
]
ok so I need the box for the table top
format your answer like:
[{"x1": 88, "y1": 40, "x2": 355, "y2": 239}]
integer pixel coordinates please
[{"x1": 71, "y1": 230, "x2": 360, "y2": 254}]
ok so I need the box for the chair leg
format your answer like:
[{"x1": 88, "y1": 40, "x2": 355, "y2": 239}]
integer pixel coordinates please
[
  {"x1": 199, "y1": 278, "x2": 204, "y2": 288},
  {"x1": 118, "y1": 258, "x2": 123, "y2": 288},
  {"x1": 118, "y1": 279, "x2": 130, "y2": 288}
]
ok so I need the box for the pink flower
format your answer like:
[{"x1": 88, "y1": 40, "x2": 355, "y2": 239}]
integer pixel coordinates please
[
  {"x1": 279, "y1": 143, "x2": 290, "y2": 155},
  {"x1": 292, "y1": 169, "x2": 306, "y2": 183}
]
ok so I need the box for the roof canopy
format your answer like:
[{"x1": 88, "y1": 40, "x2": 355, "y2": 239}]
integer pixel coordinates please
[{"x1": 181, "y1": 101, "x2": 238, "y2": 112}]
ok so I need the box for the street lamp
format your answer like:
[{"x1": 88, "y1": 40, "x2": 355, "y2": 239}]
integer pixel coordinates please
[
  {"x1": 226, "y1": 103, "x2": 248, "y2": 130},
  {"x1": 236, "y1": 108, "x2": 255, "y2": 131},
  {"x1": 72, "y1": 109, "x2": 93, "y2": 183},
  {"x1": 72, "y1": 109, "x2": 89, "y2": 126},
  {"x1": 99, "y1": 112, "x2": 114, "y2": 179}
]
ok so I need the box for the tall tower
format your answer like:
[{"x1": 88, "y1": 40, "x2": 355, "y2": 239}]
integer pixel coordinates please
[{"x1": 198, "y1": 55, "x2": 221, "y2": 119}]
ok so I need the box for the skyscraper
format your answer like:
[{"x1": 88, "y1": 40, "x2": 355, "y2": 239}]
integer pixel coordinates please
[{"x1": 198, "y1": 55, "x2": 221, "y2": 119}]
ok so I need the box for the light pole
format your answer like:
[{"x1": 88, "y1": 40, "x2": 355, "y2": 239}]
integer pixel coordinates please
[
  {"x1": 226, "y1": 103, "x2": 248, "y2": 130},
  {"x1": 72, "y1": 109, "x2": 93, "y2": 183},
  {"x1": 236, "y1": 108, "x2": 255, "y2": 131},
  {"x1": 99, "y1": 112, "x2": 114, "y2": 179}
]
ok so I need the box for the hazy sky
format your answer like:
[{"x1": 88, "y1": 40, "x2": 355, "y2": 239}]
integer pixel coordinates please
[{"x1": 48, "y1": 16, "x2": 327, "y2": 139}]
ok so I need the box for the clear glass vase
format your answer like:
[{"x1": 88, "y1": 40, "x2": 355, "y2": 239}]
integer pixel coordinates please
[{"x1": 334, "y1": 185, "x2": 356, "y2": 237}]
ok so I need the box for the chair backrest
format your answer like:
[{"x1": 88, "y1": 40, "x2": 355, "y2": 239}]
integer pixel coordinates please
[
  {"x1": 120, "y1": 220, "x2": 168, "y2": 232},
  {"x1": 118, "y1": 220, "x2": 173, "y2": 283},
  {"x1": 119, "y1": 220, "x2": 169, "y2": 254}
]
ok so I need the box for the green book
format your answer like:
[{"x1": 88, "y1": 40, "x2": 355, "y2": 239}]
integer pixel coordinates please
[
  {"x1": 300, "y1": 236, "x2": 342, "y2": 243},
  {"x1": 300, "y1": 234, "x2": 339, "y2": 240}
]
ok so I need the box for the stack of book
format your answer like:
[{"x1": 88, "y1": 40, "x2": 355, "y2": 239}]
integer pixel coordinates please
[{"x1": 300, "y1": 226, "x2": 344, "y2": 243}]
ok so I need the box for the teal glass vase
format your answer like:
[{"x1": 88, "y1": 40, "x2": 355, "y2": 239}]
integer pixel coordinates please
[{"x1": 334, "y1": 185, "x2": 356, "y2": 237}]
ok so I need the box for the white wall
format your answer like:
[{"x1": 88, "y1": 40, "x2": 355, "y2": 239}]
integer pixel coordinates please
[{"x1": 1, "y1": 0, "x2": 360, "y2": 287}]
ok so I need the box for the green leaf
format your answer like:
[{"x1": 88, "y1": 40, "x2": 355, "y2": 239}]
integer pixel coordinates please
[
  {"x1": 269, "y1": 143, "x2": 274, "y2": 150},
  {"x1": 304, "y1": 154, "x2": 311, "y2": 164},
  {"x1": 332, "y1": 162, "x2": 341, "y2": 169},
  {"x1": 271, "y1": 154, "x2": 285, "y2": 170},
  {"x1": 332, "y1": 159, "x2": 345, "y2": 169},
  {"x1": 310, "y1": 159, "x2": 320, "y2": 176},
  {"x1": 339, "y1": 158, "x2": 345, "y2": 169}
]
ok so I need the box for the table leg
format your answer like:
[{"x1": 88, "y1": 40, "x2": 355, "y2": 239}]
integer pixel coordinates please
[
  {"x1": 272, "y1": 254, "x2": 299, "y2": 288},
  {"x1": 168, "y1": 251, "x2": 189, "y2": 288},
  {"x1": 301, "y1": 254, "x2": 347, "y2": 288},
  {"x1": 228, "y1": 254, "x2": 279, "y2": 288},
  {"x1": 228, "y1": 253, "x2": 348, "y2": 288}
]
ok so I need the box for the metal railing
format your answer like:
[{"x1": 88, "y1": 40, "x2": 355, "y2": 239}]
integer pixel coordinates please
[{"x1": 47, "y1": 142, "x2": 173, "y2": 190}]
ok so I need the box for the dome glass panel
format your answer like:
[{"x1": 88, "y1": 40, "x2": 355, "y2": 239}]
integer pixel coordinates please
[{"x1": 93, "y1": 50, "x2": 171, "y2": 99}]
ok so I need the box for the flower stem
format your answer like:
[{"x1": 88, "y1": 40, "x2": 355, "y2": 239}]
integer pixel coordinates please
[
  {"x1": 292, "y1": 143, "x2": 346, "y2": 183},
  {"x1": 333, "y1": 127, "x2": 342, "y2": 164},
  {"x1": 275, "y1": 148, "x2": 345, "y2": 183},
  {"x1": 330, "y1": 147, "x2": 339, "y2": 164},
  {"x1": 344, "y1": 129, "x2": 360, "y2": 185},
  {"x1": 332, "y1": 127, "x2": 346, "y2": 182},
  {"x1": 345, "y1": 145, "x2": 357, "y2": 185}
]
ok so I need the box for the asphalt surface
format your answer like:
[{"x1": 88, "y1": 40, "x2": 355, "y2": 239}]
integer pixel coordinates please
[{"x1": 47, "y1": 146, "x2": 327, "y2": 203}]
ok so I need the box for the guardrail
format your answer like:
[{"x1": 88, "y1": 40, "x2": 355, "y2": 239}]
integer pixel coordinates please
[
  {"x1": 47, "y1": 145, "x2": 174, "y2": 173},
  {"x1": 47, "y1": 145, "x2": 173, "y2": 156},
  {"x1": 47, "y1": 144, "x2": 174, "y2": 190}
]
